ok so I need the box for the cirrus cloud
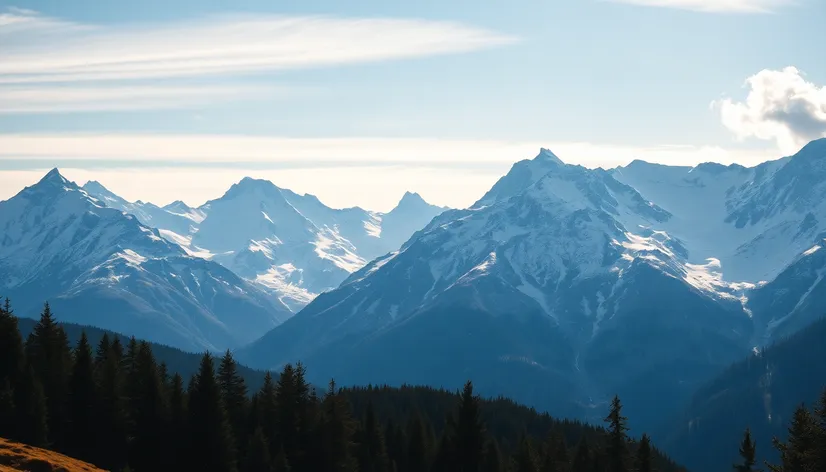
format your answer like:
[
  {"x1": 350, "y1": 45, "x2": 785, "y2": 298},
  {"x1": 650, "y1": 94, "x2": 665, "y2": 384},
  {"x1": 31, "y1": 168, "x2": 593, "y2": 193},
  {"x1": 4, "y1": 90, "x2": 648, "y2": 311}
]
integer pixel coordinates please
[
  {"x1": 715, "y1": 66, "x2": 826, "y2": 153},
  {"x1": 607, "y1": 0, "x2": 795, "y2": 13},
  {"x1": 0, "y1": 8, "x2": 515, "y2": 112}
]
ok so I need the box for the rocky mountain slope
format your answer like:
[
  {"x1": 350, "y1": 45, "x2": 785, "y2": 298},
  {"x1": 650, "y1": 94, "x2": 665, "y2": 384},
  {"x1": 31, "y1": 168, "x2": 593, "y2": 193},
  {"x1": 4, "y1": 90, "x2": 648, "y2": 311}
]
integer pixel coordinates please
[
  {"x1": 1, "y1": 170, "x2": 291, "y2": 352},
  {"x1": 238, "y1": 139, "x2": 826, "y2": 431},
  {"x1": 83, "y1": 178, "x2": 446, "y2": 311}
]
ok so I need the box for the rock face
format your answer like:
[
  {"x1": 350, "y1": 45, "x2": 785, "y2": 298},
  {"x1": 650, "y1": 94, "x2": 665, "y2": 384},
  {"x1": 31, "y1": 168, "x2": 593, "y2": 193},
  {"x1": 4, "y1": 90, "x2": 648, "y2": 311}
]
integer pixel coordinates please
[
  {"x1": 1, "y1": 170, "x2": 291, "y2": 352},
  {"x1": 83, "y1": 178, "x2": 447, "y2": 312}
]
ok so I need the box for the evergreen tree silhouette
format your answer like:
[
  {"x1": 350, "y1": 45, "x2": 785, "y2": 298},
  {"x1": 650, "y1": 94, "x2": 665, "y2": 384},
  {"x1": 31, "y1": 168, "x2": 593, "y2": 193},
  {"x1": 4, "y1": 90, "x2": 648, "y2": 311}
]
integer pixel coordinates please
[
  {"x1": 454, "y1": 381, "x2": 486, "y2": 472},
  {"x1": 768, "y1": 405, "x2": 817, "y2": 472},
  {"x1": 604, "y1": 395, "x2": 630, "y2": 472},
  {"x1": 636, "y1": 434, "x2": 653, "y2": 472},
  {"x1": 219, "y1": 350, "x2": 249, "y2": 457},
  {"x1": 733, "y1": 428, "x2": 758, "y2": 472},
  {"x1": 66, "y1": 332, "x2": 97, "y2": 462},
  {"x1": 356, "y1": 401, "x2": 391, "y2": 472},
  {"x1": 189, "y1": 353, "x2": 237, "y2": 472},
  {"x1": 242, "y1": 427, "x2": 273, "y2": 472},
  {"x1": 25, "y1": 302, "x2": 71, "y2": 449}
]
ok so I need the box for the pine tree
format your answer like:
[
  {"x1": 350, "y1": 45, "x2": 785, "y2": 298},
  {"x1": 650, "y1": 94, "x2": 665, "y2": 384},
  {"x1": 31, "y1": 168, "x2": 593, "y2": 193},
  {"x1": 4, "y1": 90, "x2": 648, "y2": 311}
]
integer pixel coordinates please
[
  {"x1": 166, "y1": 373, "x2": 189, "y2": 472},
  {"x1": 0, "y1": 297, "x2": 24, "y2": 441},
  {"x1": 768, "y1": 405, "x2": 817, "y2": 472},
  {"x1": 356, "y1": 402, "x2": 391, "y2": 472},
  {"x1": 636, "y1": 434, "x2": 654, "y2": 472},
  {"x1": 571, "y1": 437, "x2": 592, "y2": 472},
  {"x1": 454, "y1": 381, "x2": 487, "y2": 472},
  {"x1": 733, "y1": 428, "x2": 758, "y2": 472},
  {"x1": 0, "y1": 298, "x2": 23, "y2": 389},
  {"x1": 219, "y1": 350, "x2": 249, "y2": 456},
  {"x1": 94, "y1": 332, "x2": 128, "y2": 471},
  {"x1": 25, "y1": 302, "x2": 72, "y2": 449},
  {"x1": 384, "y1": 418, "x2": 407, "y2": 472},
  {"x1": 256, "y1": 372, "x2": 278, "y2": 454},
  {"x1": 128, "y1": 342, "x2": 169, "y2": 472},
  {"x1": 604, "y1": 395, "x2": 630, "y2": 472},
  {"x1": 406, "y1": 413, "x2": 431, "y2": 472},
  {"x1": 189, "y1": 353, "x2": 237, "y2": 472},
  {"x1": 318, "y1": 379, "x2": 357, "y2": 472},
  {"x1": 242, "y1": 427, "x2": 273, "y2": 472},
  {"x1": 482, "y1": 441, "x2": 502, "y2": 472},
  {"x1": 273, "y1": 446, "x2": 293, "y2": 472},
  {"x1": 14, "y1": 364, "x2": 49, "y2": 447},
  {"x1": 66, "y1": 332, "x2": 97, "y2": 462},
  {"x1": 812, "y1": 389, "x2": 826, "y2": 471},
  {"x1": 512, "y1": 436, "x2": 539, "y2": 472}
]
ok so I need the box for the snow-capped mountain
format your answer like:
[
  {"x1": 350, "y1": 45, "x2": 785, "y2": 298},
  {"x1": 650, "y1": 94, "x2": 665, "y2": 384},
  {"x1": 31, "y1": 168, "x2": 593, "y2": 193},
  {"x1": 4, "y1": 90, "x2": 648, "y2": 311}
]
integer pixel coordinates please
[
  {"x1": 84, "y1": 177, "x2": 446, "y2": 311},
  {"x1": 237, "y1": 148, "x2": 765, "y2": 427},
  {"x1": 1, "y1": 169, "x2": 291, "y2": 352},
  {"x1": 83, "y1": 180, "x2": 205, "y2": 237}
]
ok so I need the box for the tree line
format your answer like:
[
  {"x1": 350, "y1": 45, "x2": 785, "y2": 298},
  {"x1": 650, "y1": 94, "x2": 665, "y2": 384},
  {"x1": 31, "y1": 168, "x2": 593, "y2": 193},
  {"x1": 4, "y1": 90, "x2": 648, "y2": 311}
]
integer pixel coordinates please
[{"x1": 1, "y1": 300, "x2": 689, "y2": 471}]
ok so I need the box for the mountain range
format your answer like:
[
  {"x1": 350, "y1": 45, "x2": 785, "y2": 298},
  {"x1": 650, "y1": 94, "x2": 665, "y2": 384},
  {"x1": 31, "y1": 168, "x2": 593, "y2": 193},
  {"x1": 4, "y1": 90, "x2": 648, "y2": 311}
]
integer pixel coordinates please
[
  {"x1": 1, "y1": 170, "x2": 445, "y2": 352},
  {"x1": 82, "y1": 178, "x2": 446, "y2": 311},
  {"x1": 237, "y1": 139, "x2": 826, "y2": 432},
  {"x1": 2, "y1": 139, "x2": 824, "y2": 441}
]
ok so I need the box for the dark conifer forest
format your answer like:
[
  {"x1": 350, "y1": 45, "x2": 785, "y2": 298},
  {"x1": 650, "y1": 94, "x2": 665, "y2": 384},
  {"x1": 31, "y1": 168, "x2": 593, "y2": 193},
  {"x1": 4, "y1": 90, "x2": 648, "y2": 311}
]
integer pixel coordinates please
[{"x1": 2, "y1": 299, "x2": 824, "y2": 472}]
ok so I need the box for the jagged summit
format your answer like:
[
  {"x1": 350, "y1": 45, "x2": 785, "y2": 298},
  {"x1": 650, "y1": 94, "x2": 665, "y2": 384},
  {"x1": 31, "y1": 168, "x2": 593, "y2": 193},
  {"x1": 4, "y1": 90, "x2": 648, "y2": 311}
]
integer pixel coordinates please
[
  {"x1": 37, "y1": 167, "x2": 70, "y2": 186},
  {"x1": 535, "y1": 147, "x2": 564, "y2": 164}
]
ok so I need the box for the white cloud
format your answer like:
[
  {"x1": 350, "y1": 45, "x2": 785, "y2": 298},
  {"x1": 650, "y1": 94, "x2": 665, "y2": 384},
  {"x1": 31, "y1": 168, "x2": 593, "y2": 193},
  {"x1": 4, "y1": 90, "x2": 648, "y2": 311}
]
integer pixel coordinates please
[
  {"x1": 0, "y1": 134, "x2": 783, "y2": 211},
  {"x1": 715, "y1": 66, "x2": 826, "y2": 154},
  {"x1": 0, "y1": 9, "x2": 515, "y2": 84},
  {"x1": 0, "y1": 84, "x2": 302, "y2": 113},
  {"x1": 608, "y1": 0, "x2": 793, "y2": 13},
  {"x1": 0, "y1": 8, "x2": 513, "y2": 112}
]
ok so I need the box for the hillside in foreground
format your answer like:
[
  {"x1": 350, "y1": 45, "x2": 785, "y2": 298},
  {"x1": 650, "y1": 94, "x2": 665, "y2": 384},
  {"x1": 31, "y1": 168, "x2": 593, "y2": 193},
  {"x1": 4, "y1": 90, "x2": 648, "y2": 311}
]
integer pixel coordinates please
[{"x1": 0, "y1": 437, "x2": 105, "y2": 472}]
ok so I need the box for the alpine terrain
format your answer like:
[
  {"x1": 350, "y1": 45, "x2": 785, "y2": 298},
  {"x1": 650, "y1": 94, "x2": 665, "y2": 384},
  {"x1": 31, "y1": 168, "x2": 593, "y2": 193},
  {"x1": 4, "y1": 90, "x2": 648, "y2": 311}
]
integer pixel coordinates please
[
  {"x1": 83, "y1": 178, "x2": 446, "y2": 311},
  {"x1": 0, "y1": 170, "x2": 291, "y2": 352},
  {"x1": 238, "y1": 139, "x2": 826, "y2": 431}
]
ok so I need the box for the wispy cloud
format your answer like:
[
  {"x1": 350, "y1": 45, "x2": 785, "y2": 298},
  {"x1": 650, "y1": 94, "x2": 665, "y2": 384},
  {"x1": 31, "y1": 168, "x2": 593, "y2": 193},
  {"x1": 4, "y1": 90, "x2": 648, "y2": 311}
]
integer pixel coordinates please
[
  {"x1": 714, "y1": 66, "x2": 826, "y2": 153},
  {"x1": 0, "y1": 8, "x2": 514, "y2": 112},
  {"x1": 0, "y1": 84, "x2": 305, "y2": 113},
  {"x1": 607, "y1": 0, "x2": 794, "y2": 13},
  {"x1": 0, "y1": 9, "x2": 515, "y2": 84}
]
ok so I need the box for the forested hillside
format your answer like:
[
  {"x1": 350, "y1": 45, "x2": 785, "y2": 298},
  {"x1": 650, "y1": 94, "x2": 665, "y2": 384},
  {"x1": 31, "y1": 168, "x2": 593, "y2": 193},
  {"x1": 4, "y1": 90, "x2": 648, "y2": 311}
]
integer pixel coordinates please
[
  {"x1": 660, "y1": 316, "x2": 826, "y2": 471},
  {"x1": 1, "y1": 299, "x2": 684, "y2": 472}
]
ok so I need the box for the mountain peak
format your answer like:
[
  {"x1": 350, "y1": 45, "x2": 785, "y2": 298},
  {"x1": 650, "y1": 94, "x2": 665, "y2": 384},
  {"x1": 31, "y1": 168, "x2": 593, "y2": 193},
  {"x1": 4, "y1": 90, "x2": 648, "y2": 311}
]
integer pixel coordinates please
[
  {"x1": 38, "y1": 168, "x2": 69, "y2": 186},
  {"x1": 536, "y1": 148, "x2": 564, "y2": 164}
]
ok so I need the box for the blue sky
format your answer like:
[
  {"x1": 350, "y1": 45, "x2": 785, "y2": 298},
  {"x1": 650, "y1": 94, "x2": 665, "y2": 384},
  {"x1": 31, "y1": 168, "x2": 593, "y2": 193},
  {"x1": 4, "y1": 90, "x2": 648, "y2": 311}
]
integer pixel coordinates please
[{"x1": 1, "y1": 0, "x2": 824, "y2": 210}]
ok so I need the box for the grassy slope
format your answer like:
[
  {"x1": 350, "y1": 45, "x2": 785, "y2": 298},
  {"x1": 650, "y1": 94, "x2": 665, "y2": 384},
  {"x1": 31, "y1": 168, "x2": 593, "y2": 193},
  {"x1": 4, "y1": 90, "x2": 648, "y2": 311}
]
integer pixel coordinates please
[{"x1": 0, "y1": 437, "x2": 105, "y2": 472}]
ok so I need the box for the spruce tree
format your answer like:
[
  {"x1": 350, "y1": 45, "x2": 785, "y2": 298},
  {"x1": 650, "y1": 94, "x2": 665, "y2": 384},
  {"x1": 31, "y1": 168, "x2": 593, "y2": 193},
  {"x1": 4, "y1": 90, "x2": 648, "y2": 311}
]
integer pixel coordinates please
[
  {"x1": 636, "y1": 434, "x2": 653, "y2": 472},
  {"x1": 454, "y1": 381, "x2": 487, "y2": 472},
  {"x1": 318, "y1": 379, "x2": 357, "y2": 472},
  {"x1": 256, "y1": 372, "x2": 278, "y2": 454},
  {"x1": 188, "y1": 353, "x2": 237, "y2": 472},
  {"x1": 769, "y1": 405, "x2": 817, "y2": 472},
  {"x1": 128, "y1": 342, "x2": 168, "y2": 472},
  {"x1": 242, "y1": 427, "x2": 273, "y2": 472},
  {"x1": 482, "y1": 441, "x2": 502, "y2": 472},
  {"x1": 14, "y1": 364, "x2": 49, "y2": 447},
  {"x1": 94, "y1": 332, "x2": 129, "y2": 471},
  {"x1": 66, "y1": 332, "x2": 97, "y2": 462},
  {"x1": 512, "y1": 436, "x2": 539, "y2": 472},
  {"x1": 166, "y1": 373, "x2": 189, "y2": 472},
  {"x1": 219, "y1": 350, "x2": 249, "y2": 456},
  {"x1": 356, "y1": 402, "x2": 391, "y2": 472},
  {"x1": 0, "y1": 298, "x2": 24, "y2": 441},
  {"x1": 0, "y1": 298, "x2": 23, "y2": 390},
  {"x1": 25, "y1": 302, "x2": 72, "y2": 449},
  {"x1": 733, "y1": 428, "x2": 758, "y2": 472},
  {"x1": 604, "y1": 395, "x2": 630, "y2": 472},
  {"x1": 406, "y1": 413, "x2": 431, "y2": 472},
  {"x1": 571, "y1": 437, "x2": 592, "y2": 472}
]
